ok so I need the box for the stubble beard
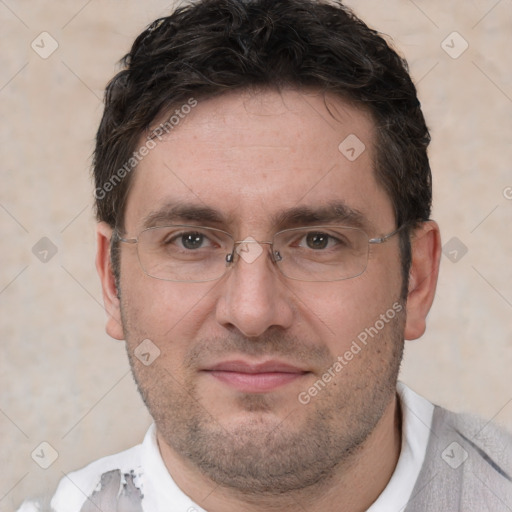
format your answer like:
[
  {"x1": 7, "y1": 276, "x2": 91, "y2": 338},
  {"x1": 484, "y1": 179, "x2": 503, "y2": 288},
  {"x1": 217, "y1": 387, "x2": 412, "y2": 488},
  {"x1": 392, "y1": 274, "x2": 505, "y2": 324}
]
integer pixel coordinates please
[{"x1": 121, "y1": 304, "x2": 405, "y2": 496}]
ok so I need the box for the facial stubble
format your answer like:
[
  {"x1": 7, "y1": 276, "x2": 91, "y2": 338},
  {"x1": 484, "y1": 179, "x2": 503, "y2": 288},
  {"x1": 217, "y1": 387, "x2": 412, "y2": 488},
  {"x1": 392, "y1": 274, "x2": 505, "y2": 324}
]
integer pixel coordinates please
[{"x1": 121, "y1": 298, "x2": 405, "y2": 497}]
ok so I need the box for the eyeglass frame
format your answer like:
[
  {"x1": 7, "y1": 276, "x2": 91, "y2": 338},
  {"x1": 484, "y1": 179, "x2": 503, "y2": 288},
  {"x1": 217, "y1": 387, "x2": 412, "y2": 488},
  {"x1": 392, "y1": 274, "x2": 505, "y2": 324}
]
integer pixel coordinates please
[{"x1": 112, "y1": 223, "x2": 408, "y2": 283}]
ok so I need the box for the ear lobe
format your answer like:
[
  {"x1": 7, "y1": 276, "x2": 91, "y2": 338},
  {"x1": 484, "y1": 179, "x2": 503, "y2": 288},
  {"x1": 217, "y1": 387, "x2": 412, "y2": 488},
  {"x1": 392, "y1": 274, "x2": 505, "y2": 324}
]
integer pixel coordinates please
[
  {"x1": 404, "y1": 221, "x2": 441, "y2": 341},
  {"x1": 96, "y1": 222, "x2": 125, "y2": 340}
]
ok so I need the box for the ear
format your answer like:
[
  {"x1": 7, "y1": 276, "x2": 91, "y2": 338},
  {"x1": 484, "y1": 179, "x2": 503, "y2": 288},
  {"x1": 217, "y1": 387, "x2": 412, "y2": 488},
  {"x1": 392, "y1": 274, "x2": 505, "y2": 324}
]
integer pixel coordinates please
[
  {"x1": 96, "y1": 222, "x2": 125, "y2": 340},
  {"x1": 404, "y1": 220, "x2": 441, "y2": 341}
]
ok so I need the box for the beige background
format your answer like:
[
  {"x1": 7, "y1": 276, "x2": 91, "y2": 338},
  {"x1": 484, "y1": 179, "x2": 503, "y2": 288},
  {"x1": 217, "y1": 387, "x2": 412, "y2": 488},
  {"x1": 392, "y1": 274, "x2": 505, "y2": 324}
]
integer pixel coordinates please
[{"x1": 1, "y1": 0, "x2": 511, "y2": 510}]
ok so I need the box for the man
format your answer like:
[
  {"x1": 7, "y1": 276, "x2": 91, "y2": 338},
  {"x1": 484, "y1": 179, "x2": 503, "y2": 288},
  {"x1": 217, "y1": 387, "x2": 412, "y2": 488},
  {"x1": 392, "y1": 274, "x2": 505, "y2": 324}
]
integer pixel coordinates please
[{"x1": 19, "y1": 0, "x2": 512, "y2": 510}]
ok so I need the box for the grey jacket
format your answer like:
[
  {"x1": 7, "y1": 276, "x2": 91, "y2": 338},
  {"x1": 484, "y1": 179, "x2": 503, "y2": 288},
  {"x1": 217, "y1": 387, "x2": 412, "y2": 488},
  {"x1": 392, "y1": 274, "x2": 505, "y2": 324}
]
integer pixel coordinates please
[{"x1": 404, "y1": 405, "x2": 512, "y2": 511}]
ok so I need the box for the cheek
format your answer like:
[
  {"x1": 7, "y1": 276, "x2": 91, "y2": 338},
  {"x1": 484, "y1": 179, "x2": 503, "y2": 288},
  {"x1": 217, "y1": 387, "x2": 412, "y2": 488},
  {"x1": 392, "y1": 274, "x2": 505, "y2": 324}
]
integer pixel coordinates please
[
  {"x1": 119, "y1": 252, "x2": 217, "y2": 345},
  {"x1": 293, "y1": 257, "x2": 403, "y2": 353}
]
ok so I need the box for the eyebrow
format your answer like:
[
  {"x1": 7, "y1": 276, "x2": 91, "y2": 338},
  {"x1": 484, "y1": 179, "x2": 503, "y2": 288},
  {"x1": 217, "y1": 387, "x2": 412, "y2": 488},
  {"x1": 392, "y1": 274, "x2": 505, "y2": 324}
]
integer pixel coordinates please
[
  {"x1": 271, "y1": 202, "x2": 370, "y2": 231},
  {"x1": 142, "y1": 202, "x2": 229, "y2": 229},
  {"x1": 140, "y1": 200, "x2": 370, "y2": 232}
]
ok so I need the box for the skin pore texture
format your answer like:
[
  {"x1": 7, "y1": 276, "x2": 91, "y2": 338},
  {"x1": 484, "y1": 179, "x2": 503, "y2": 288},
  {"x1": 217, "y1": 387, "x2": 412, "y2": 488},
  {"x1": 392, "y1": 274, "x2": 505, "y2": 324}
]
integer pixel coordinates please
[{"x1": 96, "y1": 88, "x2": 441, "y2": 512}]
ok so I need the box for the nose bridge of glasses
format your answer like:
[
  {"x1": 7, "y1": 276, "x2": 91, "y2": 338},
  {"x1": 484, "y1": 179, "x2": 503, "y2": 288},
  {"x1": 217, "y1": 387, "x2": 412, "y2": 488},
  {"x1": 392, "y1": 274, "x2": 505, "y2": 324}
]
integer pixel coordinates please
[{"x1": 225, "y1": 239, "x2": 279, "y2": 265}]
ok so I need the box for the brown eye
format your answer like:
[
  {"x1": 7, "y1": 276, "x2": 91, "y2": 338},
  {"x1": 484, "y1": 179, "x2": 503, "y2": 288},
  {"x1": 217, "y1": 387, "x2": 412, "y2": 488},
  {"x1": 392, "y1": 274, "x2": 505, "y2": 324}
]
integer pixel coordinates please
[{"x1": 305, "y1": 232, "x2": 330, "y2": 250}]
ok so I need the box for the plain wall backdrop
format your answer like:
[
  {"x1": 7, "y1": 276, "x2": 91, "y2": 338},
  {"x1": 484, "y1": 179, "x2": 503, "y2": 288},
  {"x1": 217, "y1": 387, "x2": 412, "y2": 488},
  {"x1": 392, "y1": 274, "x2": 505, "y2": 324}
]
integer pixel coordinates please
[{"x1": 1, "y1": 0, "x2": 511, "y2": 509}]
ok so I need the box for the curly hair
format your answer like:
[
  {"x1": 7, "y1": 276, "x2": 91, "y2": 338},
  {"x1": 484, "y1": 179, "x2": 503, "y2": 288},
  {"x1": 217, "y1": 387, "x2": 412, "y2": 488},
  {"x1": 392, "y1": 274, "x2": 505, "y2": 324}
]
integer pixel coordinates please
[{"x1": 94, "y1": 0, "x2": 432, "y2": 292}]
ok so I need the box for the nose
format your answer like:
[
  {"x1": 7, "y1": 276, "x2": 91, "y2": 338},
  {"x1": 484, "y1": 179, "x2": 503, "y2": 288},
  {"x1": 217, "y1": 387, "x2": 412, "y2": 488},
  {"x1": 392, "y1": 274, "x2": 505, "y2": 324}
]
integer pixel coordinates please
[{"x1": 215, "y1": 241, "x2": 294, "y2": 338}]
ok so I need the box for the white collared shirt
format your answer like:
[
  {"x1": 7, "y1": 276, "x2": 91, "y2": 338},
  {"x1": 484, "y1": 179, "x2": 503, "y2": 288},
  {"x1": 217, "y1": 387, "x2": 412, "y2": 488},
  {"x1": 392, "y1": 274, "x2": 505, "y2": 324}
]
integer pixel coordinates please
[{"x1": 367, "y1": 382, "x2": 434, "y2": 511}]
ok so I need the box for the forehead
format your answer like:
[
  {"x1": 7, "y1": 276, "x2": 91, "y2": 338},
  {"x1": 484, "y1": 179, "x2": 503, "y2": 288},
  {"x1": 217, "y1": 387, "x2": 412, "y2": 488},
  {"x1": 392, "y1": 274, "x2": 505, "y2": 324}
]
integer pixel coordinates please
[{"x1": 123, "y1": 89, "x2": 395, "y2": 234}]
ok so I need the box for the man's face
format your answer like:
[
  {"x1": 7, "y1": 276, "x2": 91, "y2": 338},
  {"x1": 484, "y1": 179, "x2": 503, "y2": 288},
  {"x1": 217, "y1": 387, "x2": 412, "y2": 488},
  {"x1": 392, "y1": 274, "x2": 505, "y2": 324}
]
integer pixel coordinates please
[{"x1": 113, "y1": 89, "x2": 406, "y2": 493}]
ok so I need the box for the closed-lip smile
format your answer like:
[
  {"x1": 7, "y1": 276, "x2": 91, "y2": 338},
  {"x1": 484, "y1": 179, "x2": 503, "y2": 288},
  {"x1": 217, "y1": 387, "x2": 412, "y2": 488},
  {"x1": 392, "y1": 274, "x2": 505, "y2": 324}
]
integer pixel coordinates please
[{"x1": 203, "y1": 359, "x2": 309, "y2": 393}]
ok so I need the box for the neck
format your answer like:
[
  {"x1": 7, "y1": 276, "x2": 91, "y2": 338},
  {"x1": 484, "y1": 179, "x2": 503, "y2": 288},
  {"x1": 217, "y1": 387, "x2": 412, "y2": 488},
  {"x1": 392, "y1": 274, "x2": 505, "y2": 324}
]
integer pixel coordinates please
[{"x1": 157, "y1": 393, "x2": 402, "y2": 512}]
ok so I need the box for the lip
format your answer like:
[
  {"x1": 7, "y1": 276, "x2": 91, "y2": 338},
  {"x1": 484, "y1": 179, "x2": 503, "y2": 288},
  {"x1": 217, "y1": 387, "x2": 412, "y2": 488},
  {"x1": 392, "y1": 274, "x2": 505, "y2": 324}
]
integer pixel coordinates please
[{"x1": 203, "y1": 359, "x2": 309, "y2": 393}]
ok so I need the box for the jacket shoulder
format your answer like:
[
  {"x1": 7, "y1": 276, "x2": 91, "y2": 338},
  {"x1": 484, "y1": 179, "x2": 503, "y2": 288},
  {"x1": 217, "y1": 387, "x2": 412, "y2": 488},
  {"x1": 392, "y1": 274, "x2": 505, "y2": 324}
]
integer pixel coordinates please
[{"x1": 405, "y1": 406, "x2": 512, "y2": 511}]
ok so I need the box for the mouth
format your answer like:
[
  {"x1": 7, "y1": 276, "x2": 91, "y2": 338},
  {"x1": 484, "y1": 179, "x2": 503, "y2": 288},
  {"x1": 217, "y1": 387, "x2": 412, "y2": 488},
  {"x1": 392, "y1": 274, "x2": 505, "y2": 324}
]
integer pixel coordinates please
[{"x1": 202, "y1": 360, "x2": 310, "y2": 393}]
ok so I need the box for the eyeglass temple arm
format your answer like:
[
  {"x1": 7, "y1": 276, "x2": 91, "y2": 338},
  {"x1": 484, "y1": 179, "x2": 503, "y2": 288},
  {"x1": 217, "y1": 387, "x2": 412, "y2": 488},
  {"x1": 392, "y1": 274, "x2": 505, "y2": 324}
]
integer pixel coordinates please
[
  {"x1": 368, "y1": 223, "x2": 408, "y2": 245},
  {"x1": 112, "y1": 231, "x2": 137, "y2": 244}
]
